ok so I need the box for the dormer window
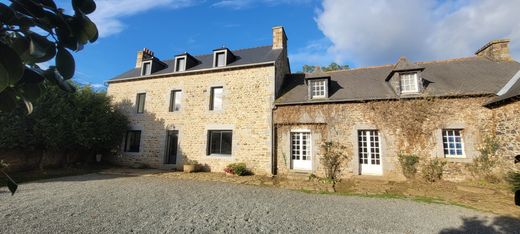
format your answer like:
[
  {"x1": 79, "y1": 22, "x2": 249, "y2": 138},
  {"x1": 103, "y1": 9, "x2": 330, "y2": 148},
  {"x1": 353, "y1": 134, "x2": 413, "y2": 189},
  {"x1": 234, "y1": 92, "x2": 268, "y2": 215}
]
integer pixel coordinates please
[
  {"x1": 215, "y1": 52, "x2": 226, "y2": 67},
  {"x1": 141, "y1": 61, "x2": 152, "y2": 76},
  {"x1": 306, "y1": 77, "x2": 329, "y2": 99},
  {"x1": 175, "y1": 57, "x2": 186, "y2": 72},
  {"x1": 400, "y1": 72, "x2": 419, "y2": 93}
]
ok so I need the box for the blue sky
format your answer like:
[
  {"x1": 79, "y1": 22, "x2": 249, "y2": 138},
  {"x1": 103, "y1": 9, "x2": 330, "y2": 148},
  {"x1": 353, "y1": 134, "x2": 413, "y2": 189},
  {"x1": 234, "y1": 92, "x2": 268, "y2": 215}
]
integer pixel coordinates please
[{"x1": 5, "y1": 0, "x2": 520, "y2": 88}]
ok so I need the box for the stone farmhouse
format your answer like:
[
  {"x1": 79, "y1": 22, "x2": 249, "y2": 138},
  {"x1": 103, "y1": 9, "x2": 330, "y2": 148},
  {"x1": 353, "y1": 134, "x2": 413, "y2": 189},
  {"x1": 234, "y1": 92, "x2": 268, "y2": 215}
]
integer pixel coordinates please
[{"x1": 107, "y1": 27, "x2": 520, "y2": 181}]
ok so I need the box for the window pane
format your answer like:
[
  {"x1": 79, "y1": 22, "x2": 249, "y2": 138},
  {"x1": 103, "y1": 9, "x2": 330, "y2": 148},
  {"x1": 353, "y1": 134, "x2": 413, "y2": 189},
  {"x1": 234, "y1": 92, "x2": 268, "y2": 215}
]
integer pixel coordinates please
[
  {"x1": 216, "y1": 52, "x2": 226, "y2": 67},
  {"x1": 137, "y1": 93, "x2": 145, "y2": 113},
  {"x1": 125, "y1": 131, "x2": 141, "y2": 152},
  {"x1": 210, "y1": 131, "x2": 221, "y2": 154},
  {"x1": 210, "y1": 87, "x2": 223, "y2": 111},
  {"x1": 442, "y1": 129, "x2": 464, "y2": 157},
  {"x1": 170, "y1": 91, "x2": 182, "y2": 112},
  {"x1": 400, "y1": 73, "x2": 418, "y2": 93},
  {"x1": 142, "y1": 62, "x2": 151, "y2": 75},
  {"x1": 176, "y1": 58, "x2": 186, "y2": 72},
  {"x1": 221, "y1": 131, "x2": 232, "y2": 154}
]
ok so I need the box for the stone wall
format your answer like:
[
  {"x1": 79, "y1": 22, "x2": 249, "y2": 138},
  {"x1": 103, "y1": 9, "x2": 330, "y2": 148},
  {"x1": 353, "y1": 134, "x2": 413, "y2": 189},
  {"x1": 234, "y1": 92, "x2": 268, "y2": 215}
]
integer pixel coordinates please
[
  {"x1": 274, "y1": 96, "x2": 518, "y2": 181},
  {"x1": 107, "y1": 65, "x2": 277, "y2": 175}
]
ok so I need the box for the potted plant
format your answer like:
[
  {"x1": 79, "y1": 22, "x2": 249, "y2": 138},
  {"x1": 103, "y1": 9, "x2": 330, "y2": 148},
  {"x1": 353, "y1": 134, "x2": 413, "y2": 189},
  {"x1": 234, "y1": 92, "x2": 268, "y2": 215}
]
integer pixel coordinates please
[{"x1": 183, "y1": 159, "x2": 198, "y2": 173}]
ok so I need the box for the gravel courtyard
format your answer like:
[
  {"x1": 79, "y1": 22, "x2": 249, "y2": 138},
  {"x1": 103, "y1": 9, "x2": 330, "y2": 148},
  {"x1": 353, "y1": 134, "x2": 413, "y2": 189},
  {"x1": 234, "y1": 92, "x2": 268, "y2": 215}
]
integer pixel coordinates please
[{"x1": 1, "y1": 173, "x2": 519, "y2": 233}]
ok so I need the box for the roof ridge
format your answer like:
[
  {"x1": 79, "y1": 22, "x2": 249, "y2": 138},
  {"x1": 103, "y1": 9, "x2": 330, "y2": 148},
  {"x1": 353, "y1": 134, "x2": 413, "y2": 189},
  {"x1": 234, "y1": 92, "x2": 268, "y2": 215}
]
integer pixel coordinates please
[
  {"x1": 187, "y1": 45, "x2": 273, "y2": 58},
  {"x1": 309, "y1": 64, "x2": 393, "y2": 75},
  {"x1": 417, "y1": 56, "x2": 479, "y2": 65}
]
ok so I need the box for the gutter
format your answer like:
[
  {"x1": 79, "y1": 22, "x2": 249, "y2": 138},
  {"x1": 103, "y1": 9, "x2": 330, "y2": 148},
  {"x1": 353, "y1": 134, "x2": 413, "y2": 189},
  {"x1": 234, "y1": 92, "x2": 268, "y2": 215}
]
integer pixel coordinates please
[{"x1": 107, "y1": 61, "x2": 276, "y2": 84}]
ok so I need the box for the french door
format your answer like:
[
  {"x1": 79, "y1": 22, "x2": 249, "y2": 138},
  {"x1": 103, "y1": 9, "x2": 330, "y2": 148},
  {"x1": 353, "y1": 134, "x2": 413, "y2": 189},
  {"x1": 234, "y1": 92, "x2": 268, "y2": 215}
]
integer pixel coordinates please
[
  {"x1": 165, "y1": 130, "x2": 179, "y2": 164},
  {"x1": 358, "y1": 130, "x2": 382, "y2": 175},
  {"x1": 291, "y1": 131, "x2": 312, "y2": 170}
]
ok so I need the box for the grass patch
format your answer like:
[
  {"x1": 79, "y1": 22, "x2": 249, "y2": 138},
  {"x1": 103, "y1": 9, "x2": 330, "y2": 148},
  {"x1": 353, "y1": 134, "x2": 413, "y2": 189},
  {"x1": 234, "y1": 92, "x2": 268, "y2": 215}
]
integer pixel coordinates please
[{"x1": 298, "y1": 189, "x2": 477, "y2": 210}]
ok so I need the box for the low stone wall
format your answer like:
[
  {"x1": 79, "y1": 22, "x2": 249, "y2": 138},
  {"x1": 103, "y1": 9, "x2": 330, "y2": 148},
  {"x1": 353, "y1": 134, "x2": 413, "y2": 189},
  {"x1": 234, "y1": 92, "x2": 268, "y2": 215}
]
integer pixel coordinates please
[{"x1": 0, "y1": 151, "x2": 87, "y2": 172}]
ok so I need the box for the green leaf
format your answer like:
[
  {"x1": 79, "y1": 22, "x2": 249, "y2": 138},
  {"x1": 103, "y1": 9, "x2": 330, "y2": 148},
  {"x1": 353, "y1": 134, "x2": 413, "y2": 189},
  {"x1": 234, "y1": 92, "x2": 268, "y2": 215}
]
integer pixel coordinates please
[
  {"x1": 11, "y1": 0, "x2": 46, "y2": 18},
  {"x1": 20, "y1": 82, "x2": 42, "y2": 102},
  {"x1": 0, "y1": 41, "x2": 24, "y2": 92},
  {"x1": 56, "y1": 27, "x2": 79, "y2": 51},
  {"x1": 20, "y1": 67, "x2": 45, "y2": 83},
  {"x1": 38, "y1": 0, "x2": 57, "y2": 10},
  {"x1": 28, "y1": 33, "x2": 56, "y2": 63},
  {"x1": 72, "y1": 0, "x2": 96, "y2": 14},
  {"x1": 56, "y1": 47, "x2": 75, "y2": 80},
  {"x1": 43, "y1": 67, "x2": 76, "y2": 92},
  {"x1": 71, "y1": 13, "x2": 98, "y2": 45},
  {"x1": 22, "y1": 97, "x2": 33, "y2": 114},
  {"x1": 10, "y1": 36, "x2": 31, "y2": 62}
]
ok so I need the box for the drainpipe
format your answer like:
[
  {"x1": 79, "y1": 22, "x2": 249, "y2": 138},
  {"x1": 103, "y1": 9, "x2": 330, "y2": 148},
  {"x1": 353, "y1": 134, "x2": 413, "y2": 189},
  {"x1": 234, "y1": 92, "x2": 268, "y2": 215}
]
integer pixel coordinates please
[{"x1": 271, "y1": 106, "x2": 277, "y2": 176}]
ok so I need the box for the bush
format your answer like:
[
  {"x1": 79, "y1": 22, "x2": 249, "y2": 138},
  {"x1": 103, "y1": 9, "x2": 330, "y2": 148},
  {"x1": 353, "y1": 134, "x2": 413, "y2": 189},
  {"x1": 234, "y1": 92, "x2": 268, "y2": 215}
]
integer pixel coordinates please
[
  {"x1": 320, "y1": 141, "x2": 350, "y2": 181},
  {"x1": 422, "y1": 158, "x2": 447, "y2": 182},
  {"x1": 506, "y1": 171, "x2": 520, "y2": 192},
  {"x1": 398, "y1": 153, "x2": 420, "y2": 179},
  {"x1": 224, "y1": 163, "x2": 249, "y2": 176},
  {"x1": 466, "y1": 136, "x2": 501, "y2": 183}
]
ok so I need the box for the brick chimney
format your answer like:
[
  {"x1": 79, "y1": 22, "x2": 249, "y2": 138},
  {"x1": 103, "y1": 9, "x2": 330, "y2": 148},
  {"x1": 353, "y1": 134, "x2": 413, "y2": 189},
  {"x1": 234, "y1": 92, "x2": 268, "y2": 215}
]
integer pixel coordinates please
[
  {"x1": 272, "y1": 26, "x2": 287, "y2": 50},
  {"x1": 135, "y1": 48, "x2": 155, "y2": 68},
  {"x1": 475, "y1": 39, "x2": 512, "y2": 62}
]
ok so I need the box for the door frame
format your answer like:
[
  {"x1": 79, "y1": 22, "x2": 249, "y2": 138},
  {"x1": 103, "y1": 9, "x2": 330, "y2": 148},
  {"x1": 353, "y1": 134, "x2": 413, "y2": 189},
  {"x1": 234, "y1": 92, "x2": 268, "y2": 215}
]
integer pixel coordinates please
[
  {"x1": 289, "y1": 129, "x2": 313, "y2": 171},
  {"x1": 164, "y1": 130, "x2": 179, "y2": 165},
  {"x1": 357, "y1": 129, "x2": 383, "y2": 176}
]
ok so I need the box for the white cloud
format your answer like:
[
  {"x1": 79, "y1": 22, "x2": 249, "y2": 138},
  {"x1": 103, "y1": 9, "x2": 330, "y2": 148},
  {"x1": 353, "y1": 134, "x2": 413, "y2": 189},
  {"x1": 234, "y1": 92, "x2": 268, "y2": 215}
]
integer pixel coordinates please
[
  {"x1": 89, "y1": 0, "x2": 196, "y2": 38},
  {"x1": 315, "y1": 0, "x2": 520, "y2": 67},
  {"x1": 213, "y1": 0, "x2": 313, "y2": 9}
]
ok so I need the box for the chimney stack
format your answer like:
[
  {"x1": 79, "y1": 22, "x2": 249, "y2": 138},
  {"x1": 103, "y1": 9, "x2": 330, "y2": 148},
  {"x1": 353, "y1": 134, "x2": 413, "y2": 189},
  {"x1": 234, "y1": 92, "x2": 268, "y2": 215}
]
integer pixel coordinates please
[
  {"x1": 475, "y1": 39, "x2": 512, "y2": 62},
  {"x1": 135, "y1": 48, "x2": 155, "y2": 68},
  {"x1": 272, "y1": 26, "x2": 287, "y2": 50}
]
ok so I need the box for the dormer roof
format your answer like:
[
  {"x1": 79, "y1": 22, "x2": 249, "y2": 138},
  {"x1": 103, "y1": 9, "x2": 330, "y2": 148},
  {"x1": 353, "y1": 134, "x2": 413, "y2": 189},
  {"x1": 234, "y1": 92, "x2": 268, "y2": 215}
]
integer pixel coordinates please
[{"x1": 386, "y1": 56, "x2": 425, "y2": 81}]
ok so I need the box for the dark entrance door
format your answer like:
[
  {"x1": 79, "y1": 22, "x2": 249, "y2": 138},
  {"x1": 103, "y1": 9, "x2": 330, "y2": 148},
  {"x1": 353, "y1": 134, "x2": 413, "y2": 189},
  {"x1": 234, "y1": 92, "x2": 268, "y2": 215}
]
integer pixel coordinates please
[{"x1": 165, "y1": 130, "x2": 178, "y2": 164}]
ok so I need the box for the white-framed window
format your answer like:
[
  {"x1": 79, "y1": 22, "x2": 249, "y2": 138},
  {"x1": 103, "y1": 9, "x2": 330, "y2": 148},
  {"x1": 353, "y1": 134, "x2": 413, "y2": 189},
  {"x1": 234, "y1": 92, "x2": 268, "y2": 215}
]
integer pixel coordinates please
[
  {"x1": 210, "y1": 87, "x2": 223, "y2": 111},
  {"x1": 291, "y1": 132, "x2": 311, "y2": 161},
  {"x1": 442, "y1": 129, "x2": 465, "y2": 157},
  {"x1": 141, "y1": 61, "x2": 152, "y2": 76},
  {"x1": 207, "y1": 130, "x2": 232, "y2": 155},
  {"x1": 169, "y1": 90, "x2": 182, "y2": 112},
  {"x1": 136, "y1": 93, "x2": 146, "y2": 113},
  {"x1": 215, "y1": 52, "x2": 226, "y2": 67},
  {"x1": 400, "y1": 72, "x2": 419, "y2": 93},
  {"x1": 310, "y1": 79, "x2": 327, "y2": 99},
  {"x1": 175, "y1": 57, "x2": 186, "y2": 72}
]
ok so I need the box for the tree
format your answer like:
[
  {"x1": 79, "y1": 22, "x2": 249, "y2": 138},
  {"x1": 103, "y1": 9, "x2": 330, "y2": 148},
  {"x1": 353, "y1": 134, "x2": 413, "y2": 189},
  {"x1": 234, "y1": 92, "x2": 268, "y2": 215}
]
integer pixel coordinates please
[
  {"x1": 0, "y1": 0, "x2": 98, "y2": 113},
  {"x1": 301, "y1": 63, "x2": 350, "y2": 73}
]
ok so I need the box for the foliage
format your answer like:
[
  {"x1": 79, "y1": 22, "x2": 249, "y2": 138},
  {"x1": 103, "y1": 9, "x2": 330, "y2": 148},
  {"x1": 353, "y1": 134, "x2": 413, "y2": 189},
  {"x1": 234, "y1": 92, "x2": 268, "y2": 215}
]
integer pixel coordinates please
[
  {"x1": 0, "y1": 160, "x2": 8, "y2": 169},
  {"x1": 0, "y1": 83, "x2": 128, "y2": 157},
  {"x1": 319, "y1": 141, "x2": 350, "y2": 181},
  {"x1": 422, "y1": 158, "x2": 447, "y2": 182},
  {"x1": 505, "y1": 171, "x2": 520, "y2": 192},
  {"x1": 224, "y1": 163, "x2": 249, "y2": 176},
  {"x1": 302, "y1": 63, "x2": 350, "y2": 73},
  {"x1": 398, "y1": 153, "x2": 420, "y2": 179},
  {"x1": 184, "y1": 159, "x2": 198, "y2": 165},
  {"x1": 0, "y1": 0, "x2": 98, "y2": 113},
  {"x1": 466, "y1": 136, "x2": 501, "y2": 183}
]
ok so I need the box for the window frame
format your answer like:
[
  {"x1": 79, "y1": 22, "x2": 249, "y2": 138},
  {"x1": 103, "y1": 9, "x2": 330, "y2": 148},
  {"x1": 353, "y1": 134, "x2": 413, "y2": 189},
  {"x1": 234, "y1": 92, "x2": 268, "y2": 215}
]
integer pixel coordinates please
[
  {"x1": 290, "y1": 131, "x2": 312, "y2": 161},
  {"x1": 174, "y1": 56, "x2": 186, "y2": 72},
  {"x1": 136, "y1": 93, "x2": 146, "y2": 113},
  {"x1": 214, "y1": 51, "x2": 227, "y2": 67},
  {"x1": 399, "y1": 72, "x2": 419, "y2": 94},
  {"x1": 124, "y1": 130, "x2": 142, "y2": 153},
  {"x1": 442, "y1": 129, "x2": 465, "y2": 158},
  {"x1": 310, "y1": 79, "x2": 327, "y2": 99},
  {"x1": 169, "y1": 90, "x2": 182, "y2": 112},
  {"x1": 358, "y1": 130, "x2": 381, "y2": 165},
  {"x1": 207, "y1": 130, "x2": 233, "y2": 156},
  {"x1": 141, "y1": 61, "x2": 152, "y2": 76},
  {"x1": 209, "y1": 86, "x2": 223, "y2": 111}
]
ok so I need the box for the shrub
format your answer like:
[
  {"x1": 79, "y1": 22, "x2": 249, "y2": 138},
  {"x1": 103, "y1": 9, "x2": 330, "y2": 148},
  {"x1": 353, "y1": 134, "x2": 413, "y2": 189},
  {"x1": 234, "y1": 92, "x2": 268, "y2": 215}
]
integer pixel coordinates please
[
  {"x1": 398, "y1": 153, "x2": 420, "y2": 179},
  {"x1": 320, "y1": 141, "x2": 351, "y2": 181},
  {"x1": 422, "y1": 158, "x2": 447, "y2": 182},
  {"x1": 224, "y1": 163, "x2": 249, "y2": 176},
  {"x1": 184, "y1": 159, "x2": 198, "y2": 165},
  {"x1": 0, "y1": 160, "x2": 8, "y2": 170},
  {"x1": 506, "y1": 171, "x2": 520, "y2": 192},
  {"x1": 466, "y1": 136, "x2": 501, "y2": 183}
]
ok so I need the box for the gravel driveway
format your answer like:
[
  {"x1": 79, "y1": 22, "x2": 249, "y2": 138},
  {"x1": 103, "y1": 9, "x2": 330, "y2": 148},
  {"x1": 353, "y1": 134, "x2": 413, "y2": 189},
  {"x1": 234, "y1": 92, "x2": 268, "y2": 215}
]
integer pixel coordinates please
[{"x1": 1, "y1": 173, "x2": 519, "y2": 233}]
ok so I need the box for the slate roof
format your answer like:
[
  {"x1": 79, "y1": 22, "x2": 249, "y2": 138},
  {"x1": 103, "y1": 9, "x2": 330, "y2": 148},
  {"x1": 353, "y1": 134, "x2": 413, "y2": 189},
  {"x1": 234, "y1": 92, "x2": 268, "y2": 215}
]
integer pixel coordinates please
[
  {"x1": 110, "y1": 45, "x2": 282, "y2": 81},
  {"x1": 276, "y1": 56, "x2": 520, "y2": 105}
]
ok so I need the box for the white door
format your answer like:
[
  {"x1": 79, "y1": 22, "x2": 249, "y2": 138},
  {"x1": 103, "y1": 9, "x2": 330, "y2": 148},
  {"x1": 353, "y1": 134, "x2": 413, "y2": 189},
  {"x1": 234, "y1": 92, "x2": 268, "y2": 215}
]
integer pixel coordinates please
[
  {"x1": 358, "y1": 130, "x2": 382, "y2": 175},
  {"x1": 291, "y1": 132, "x2": 312, "y2": 171}
]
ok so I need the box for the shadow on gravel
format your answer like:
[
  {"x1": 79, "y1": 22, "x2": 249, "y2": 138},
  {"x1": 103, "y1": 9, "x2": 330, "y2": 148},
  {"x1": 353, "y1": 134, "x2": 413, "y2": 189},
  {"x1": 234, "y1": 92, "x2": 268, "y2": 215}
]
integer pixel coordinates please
[{"x1": 440, "y1": 216, "x2": 520, "y2": 234}]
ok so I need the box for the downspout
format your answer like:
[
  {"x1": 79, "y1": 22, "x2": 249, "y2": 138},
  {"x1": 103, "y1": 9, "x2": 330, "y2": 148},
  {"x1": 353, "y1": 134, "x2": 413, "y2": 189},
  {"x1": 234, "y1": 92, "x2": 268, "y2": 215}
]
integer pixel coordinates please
[{"x1": 271, "y1": 106, "x2": 277, "y2": 176}]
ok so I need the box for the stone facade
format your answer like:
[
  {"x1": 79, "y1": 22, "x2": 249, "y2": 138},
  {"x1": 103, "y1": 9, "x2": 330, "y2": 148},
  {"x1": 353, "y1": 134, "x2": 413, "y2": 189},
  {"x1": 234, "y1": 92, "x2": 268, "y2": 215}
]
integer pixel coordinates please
[
  {"x1": 273, "y1": 97, "x2": 520, "y2": 181},
  {"x1": 107, "y1": 27, "x2": 290, "y2": 175}
]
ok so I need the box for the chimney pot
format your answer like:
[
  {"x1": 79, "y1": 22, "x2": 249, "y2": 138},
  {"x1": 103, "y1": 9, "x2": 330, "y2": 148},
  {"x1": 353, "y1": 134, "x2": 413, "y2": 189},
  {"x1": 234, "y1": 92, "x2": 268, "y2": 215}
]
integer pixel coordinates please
[
  {"x1": 475, "y1": 39, "x2": 512, "y2": 62},
  {"x1": 136, "y1": 48, "x2": 155, "y2": 68}
]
